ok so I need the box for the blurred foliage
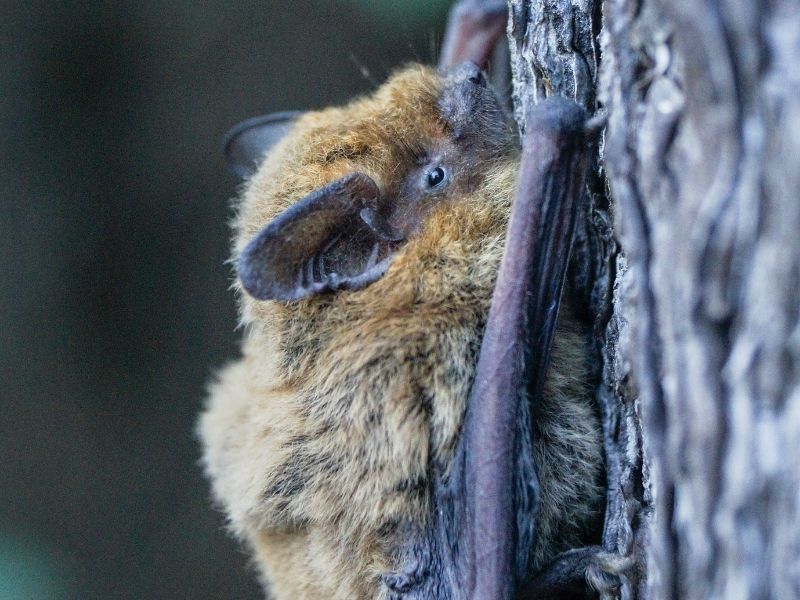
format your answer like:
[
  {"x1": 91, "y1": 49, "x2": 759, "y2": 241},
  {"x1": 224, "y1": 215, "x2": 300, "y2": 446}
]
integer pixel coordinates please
[{"x1": 0, "y1": 536, "x2": 69, "y2": 600}]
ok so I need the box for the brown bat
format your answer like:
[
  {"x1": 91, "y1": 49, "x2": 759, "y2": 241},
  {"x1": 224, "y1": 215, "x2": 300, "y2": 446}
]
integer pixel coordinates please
[{"x1": 199, "y1": 2, "x2": 606, "y2": 598}]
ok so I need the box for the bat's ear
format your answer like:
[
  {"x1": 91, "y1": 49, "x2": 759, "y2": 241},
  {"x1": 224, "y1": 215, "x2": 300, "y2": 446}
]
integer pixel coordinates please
[
  {"x1": 238, "y1": 172, "x2": 404, "y2": 301},
  {"x1": 223, "y1": 111, "x2": 304, "y2": 178}
]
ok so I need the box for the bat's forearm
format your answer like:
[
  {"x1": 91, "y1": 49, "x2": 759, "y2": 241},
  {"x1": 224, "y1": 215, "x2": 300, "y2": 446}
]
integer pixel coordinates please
[
  {"x1": 439, "y1": 0, "x2": 507, "y2": 69},
  {"x1": 456, "y1": 96, "x2": 590, "y2": 598}
]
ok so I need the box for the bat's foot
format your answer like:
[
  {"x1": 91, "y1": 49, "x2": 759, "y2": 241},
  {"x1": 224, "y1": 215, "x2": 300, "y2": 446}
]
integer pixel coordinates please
[
  {"x1": 517, "y1": 546, "x2": 633, "y2": 600},
  {"x1": 381, "y1": 561, "x2": 426, "y2": 596},
  {"x1": 381, "y1": 539, "x2": 431, "y2": 599},
  {"x1": 585, "y1": 549, "x2": 635, "y2": 598},
  {"x1": 439, "y1": 0, "x2": 508, "y2": 69}
]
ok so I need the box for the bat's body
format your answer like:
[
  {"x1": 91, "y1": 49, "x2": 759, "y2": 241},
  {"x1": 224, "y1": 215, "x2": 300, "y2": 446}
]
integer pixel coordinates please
[{"x1": 200, "y1": 59, "x2": 605, "y2": 598}]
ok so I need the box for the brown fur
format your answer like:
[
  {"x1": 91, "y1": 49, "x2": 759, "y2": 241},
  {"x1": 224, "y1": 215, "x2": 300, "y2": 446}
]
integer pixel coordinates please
[{"x1": 199, "y1": 65, "x2": 604, "y2": 599}]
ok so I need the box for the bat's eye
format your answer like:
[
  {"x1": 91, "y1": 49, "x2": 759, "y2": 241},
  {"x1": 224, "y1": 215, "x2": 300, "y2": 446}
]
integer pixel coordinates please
[{"x1": 426, "y1": 166, "x2": 447, "y2": 189}]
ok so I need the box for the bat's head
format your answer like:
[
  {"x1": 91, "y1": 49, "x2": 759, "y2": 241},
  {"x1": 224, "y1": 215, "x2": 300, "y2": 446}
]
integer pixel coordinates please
[{"x1": 229, "y1": 63, "x2": 515, "y2": 336}]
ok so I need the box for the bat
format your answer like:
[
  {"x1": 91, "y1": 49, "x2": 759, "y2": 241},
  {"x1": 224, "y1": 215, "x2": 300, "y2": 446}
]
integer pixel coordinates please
[{"x1": 199, "y1": 2, "x2": 607, "y2": 598}]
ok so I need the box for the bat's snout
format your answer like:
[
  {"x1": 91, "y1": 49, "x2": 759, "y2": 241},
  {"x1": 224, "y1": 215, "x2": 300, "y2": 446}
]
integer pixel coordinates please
[{"x1": 447, "y1": 60, "x2": 488, "y2": 88}]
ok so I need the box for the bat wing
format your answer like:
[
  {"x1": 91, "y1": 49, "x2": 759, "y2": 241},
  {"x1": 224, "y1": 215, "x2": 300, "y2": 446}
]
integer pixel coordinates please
[{"x1": 384, "y1": 97, "x2": 591, "y2": 600}]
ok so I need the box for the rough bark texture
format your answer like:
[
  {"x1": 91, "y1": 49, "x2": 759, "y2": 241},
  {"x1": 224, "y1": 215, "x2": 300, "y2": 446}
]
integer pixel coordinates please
[{"x1": 508, "y1": 0, "x2": 800, "y2": 598}]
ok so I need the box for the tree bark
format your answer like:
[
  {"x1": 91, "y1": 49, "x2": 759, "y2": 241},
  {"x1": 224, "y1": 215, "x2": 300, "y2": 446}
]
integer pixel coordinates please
[{"x1": 507, "y1": 0, "x2": 800, "y2": 598}]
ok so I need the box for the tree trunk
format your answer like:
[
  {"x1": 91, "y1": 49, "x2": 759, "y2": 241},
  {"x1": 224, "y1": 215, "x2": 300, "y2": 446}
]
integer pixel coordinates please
[{"x1": 507, "y1": 0, "x2": 800, "y2": 598}]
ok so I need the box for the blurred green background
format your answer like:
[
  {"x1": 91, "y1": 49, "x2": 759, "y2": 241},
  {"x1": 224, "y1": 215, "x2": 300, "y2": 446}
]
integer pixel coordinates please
[{"x1": 0, "y1": 1, "x2": 450, "y2": 598}]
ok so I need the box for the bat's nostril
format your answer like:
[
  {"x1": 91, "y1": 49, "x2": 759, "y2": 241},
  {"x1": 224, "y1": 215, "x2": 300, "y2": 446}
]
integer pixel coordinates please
[{"x1": 469, "y1": 70, "x2": 487, "y2": 87}]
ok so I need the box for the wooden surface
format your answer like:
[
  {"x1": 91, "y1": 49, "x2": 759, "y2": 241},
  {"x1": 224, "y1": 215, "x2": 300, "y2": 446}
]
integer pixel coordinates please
[{"x1": 508, "y1": 0, "x2": 800, "y2": 598}]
